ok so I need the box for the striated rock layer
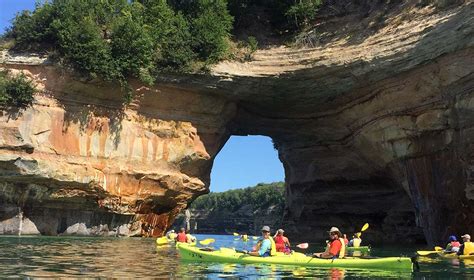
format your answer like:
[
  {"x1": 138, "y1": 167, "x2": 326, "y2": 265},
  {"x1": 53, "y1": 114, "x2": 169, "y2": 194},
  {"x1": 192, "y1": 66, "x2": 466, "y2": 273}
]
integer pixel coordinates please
[{"x1": 1, "y1": 1, "x2": 473, "y2": 244}]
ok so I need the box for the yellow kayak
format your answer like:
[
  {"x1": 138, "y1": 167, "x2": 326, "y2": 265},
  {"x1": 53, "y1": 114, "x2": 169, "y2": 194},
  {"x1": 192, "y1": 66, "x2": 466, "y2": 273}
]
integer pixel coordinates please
[
  {"x1": 177, "y1": 243, "x2": 413, "y2": 271},
  {"x1": 436, "y1": 251, "x2": 474, "y2": 260}
]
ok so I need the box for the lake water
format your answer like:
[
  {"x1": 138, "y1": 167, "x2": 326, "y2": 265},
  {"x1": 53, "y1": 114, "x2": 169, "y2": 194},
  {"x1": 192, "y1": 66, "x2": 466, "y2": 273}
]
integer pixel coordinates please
[{"x1": 0, "y1": 234, "x2": 473, "y2": 278}]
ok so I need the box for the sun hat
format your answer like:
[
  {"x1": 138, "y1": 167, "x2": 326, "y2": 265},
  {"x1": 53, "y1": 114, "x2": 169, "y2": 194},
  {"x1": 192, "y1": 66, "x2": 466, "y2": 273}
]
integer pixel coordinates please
[
  {"x1": 261, "y1": 226, "x2": 270, "y2": 232},
  {"x1": 461, "y1": 234, "x2": 471, "y2": 239},
  {"x1": 448, "y1": 235, "x2": 457, "y2": 241},
  {"x1": 328, "y1": 227, "x2": 341, "y2": 234}
]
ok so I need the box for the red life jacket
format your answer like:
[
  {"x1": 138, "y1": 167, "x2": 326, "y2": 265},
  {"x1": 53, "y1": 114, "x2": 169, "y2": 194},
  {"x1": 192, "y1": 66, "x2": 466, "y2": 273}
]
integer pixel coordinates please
[
  {"x1": 274, "y1": 235, "x2": 286, "y2": 252},
  {"x1": 451, "y1": 241, "x2": 461, "y2": 247},
  {"x1": 177, "y1": 232, "x2": 187, "y2": 242}
]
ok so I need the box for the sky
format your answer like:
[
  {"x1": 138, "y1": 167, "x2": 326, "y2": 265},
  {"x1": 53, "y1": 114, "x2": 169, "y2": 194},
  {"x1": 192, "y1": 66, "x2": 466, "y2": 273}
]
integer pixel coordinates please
[
  {"x1": 0, "y1": 0, "x2": 37, "y2": 35},
  {"x1": 210, "y1": 136, "x2": 284, "y2": 192},
  {"x1": 0, "y1": 1, "x2": 285, "y2": 192}
]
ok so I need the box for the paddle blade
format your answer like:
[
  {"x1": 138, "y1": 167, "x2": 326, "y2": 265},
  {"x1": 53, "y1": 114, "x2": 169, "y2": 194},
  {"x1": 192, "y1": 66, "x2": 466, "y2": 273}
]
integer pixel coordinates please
[
  {"x1": 199, "y1": 238, "x2": 215, "y2": 245},
  {"x1": 361, "y1": 223, "x2": 369, "y2": 232},
  {"x1": 434, "y1": 246, "x2": 443, "y2": 251},
  {"x1": 233, "y1": 232, "x2": 239, "y2": 236},
  {"x1": 417, "y1": 250, "x2": 437, "y2": 256},
  {"x1": 252, "y1": 236, "x2": 258, "y2": 240},
  {"x1": 296, "y1": 243, "x2": 309, "y2": 249}
]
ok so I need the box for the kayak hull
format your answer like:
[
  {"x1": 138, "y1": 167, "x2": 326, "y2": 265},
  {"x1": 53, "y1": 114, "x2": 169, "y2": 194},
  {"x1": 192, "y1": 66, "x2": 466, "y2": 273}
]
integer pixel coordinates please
[
  {"x1": 177, "y1": 244, "x2": 412, "y2": 271},
  {"x1": 345, "y1": 246, "x2": 370, "y2": 252},
  {"x1": 437, "y1": 252, "x2": 474, "y2": 260}
]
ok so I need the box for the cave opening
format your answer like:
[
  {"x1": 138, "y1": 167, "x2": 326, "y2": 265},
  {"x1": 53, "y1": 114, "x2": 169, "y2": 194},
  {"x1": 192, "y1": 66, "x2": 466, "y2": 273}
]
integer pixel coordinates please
[{"x1": 179, "y1": 135, "x2": 286, "y2": 235}]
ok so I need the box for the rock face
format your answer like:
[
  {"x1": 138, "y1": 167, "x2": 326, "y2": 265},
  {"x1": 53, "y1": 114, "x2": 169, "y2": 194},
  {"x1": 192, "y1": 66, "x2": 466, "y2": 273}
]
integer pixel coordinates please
[{"x1": 1, "y1": 1, "x2": 473, "y2": 244}]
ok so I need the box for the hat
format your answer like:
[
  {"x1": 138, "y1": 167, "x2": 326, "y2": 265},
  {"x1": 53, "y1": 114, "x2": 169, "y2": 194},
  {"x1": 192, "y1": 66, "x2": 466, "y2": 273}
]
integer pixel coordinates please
[
  {"x1": 328, "y1": 227, "x2": 341, "y2": 234},
  {"x1": 277, "y1": 229, "x2": 284, "y2": 233},
  {"x1": 261, "y1": 226, "x2": 270, "y2": 232},
  {"x1": 461, "y1": 234, "x2": 471, "y2": 239},
  {"x1": 170, "y1": 230, "x2": 175, "y2": 233},
  {"x1": 448, "y1": 235, "x2": 457, "y2": 241}
]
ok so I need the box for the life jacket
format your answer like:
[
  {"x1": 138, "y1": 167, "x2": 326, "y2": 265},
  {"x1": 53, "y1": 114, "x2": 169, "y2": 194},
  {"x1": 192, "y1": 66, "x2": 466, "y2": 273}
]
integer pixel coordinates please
[
  {"x1": 353, "y1": 238, "x2": 362, "y2": 248},
  {"x1": 274, "y1": 235, "x2": 286, "y2": 252},
  {"x1": 176, "y1": 232, "x2": 187, "y2": 242},
  {"x1": 463, "y1": 242, "x2": 474, "y2": 256},
  {"x1": 338, "y1": 238, "x2": 346, "y2": 258},
  {"x1": 269, "y1": 237, "x2": 277, "y2": 256},
  {"x1": 451, "y1": 241, "x2": 461, "y2": 248}
]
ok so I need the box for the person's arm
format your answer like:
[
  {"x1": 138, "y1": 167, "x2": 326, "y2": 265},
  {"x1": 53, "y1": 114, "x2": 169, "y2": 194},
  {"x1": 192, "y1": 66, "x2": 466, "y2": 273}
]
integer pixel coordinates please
[
  {"x1": 457, "y1": 244, "x2": 464, "y2": 256},
  {"x1": 249, "y1": 240, "x2": 270, "y2": 256},
  {"x1": 284, "y1": 237, "x2": 291, "y2": 247}
]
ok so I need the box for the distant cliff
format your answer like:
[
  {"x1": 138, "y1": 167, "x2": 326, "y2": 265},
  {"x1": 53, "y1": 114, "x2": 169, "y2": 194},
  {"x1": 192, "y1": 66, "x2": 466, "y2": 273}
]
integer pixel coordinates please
[{"x1": 173, "y1": 182, "x2": 285, "y2": 235}]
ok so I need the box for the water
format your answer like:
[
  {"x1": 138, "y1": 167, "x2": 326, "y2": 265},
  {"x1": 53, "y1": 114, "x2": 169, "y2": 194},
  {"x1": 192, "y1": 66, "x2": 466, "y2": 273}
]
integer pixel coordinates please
[{"x1": 0, "y1": 234, "x2": 473, "y2": 278}]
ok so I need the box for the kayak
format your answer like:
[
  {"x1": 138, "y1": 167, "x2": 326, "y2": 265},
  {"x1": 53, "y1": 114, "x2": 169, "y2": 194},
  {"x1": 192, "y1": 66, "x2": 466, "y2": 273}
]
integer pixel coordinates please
[
  {"x1": 177, "y1": 243, "x2": 413, "y2": 271},
  {"x1": 156, "y1": 236, "x2": 173, "y2": 246},
  {"x1": 156, "y1": 237, "x2": 196, "y2": 246},
  {"x1": 436, "y1": 251, "x2": 474, "y2": 260},
  {"x1": 345, "y1": 246, "x2": 370, "y2": 252}
]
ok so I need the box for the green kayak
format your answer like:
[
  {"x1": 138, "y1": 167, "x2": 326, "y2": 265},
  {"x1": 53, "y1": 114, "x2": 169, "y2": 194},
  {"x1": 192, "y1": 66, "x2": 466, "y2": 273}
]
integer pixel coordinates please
[
  {"x1": 177, "y1": 243, "x2": 413, "y2": 271},
  {"x1": 345, "y1": 246, "x2": 370, "y2": 252}
]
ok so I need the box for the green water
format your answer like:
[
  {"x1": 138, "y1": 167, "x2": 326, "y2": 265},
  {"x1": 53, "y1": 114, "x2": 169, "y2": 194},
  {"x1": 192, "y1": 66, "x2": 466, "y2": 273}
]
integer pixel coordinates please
[{"x1": 0, "y1": 234, "x2": 473, "y2": 278}]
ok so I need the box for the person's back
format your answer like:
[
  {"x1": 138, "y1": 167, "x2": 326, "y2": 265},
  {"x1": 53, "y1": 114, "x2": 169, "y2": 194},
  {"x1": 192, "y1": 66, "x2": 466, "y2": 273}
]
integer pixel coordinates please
[
  {"x1": 457, "y1": 234, "x2": 473, "y2": 256},
  {"x1": 176, "y1": 232, "x2": 187, "y2": 243},
  {"x1": 274, "y1": 235, "x2": 286, "y2": 252}
]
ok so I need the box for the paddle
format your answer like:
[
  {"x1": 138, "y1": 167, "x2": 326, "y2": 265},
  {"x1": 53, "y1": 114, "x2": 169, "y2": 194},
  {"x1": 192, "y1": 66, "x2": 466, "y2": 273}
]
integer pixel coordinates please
[
  {"x1": 296, "y1": 243, "x2": 309, "y2": 249},
  {"x1": 233, "y1": 232, "x2": 240, "y2": 236},
  {"x1": 416, "y1": 246, "x2": 443, "y2": 256},
  {"x1": 199, "y1": 238, "x2": 215, "y2": 245}
]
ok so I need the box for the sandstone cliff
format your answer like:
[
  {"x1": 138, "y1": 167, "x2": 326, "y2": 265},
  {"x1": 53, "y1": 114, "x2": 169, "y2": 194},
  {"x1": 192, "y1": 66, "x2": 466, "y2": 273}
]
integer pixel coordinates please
[{"x1": 1, "y1": 1, "x2": 473, "y2": 244}]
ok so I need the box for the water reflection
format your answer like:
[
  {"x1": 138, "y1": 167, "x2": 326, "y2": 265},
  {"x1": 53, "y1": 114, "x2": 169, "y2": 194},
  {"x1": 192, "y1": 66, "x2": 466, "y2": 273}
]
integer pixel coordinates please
[{"x1": 0, "y1": 234, "x2": 473, "y2": 278}]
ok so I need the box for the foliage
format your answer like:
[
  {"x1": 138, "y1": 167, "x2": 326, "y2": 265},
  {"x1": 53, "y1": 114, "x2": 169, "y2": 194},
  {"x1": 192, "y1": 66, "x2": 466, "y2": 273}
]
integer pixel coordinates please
[
  {"x1": 286, "y1": 0, "x2": 323, "y2": 28},
  {"x1": 0, "y1": 71, "x2": 36, "y2": 108},
  {"x1": 190, "y1": 182, "x2": 285, "y2": 213},
  {"x1": 6, "y1": 0, "x2": 235, "y2": 99}
]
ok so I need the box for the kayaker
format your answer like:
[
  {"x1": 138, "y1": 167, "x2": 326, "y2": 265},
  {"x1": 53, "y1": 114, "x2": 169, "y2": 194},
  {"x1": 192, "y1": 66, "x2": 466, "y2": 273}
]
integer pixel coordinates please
[
  {"x1": 166, "y1": 229, "x2": 177, "y2": 240},
  {"x1": 244, "y1": 226, "x2": 276, "y2": 257},
  {"x1": 313, "y1": 227, "x2": 345, "y2": 259},
  {"x1": 241, "y1": 234, "x2": 249, "y2": 242},
  {"x1": 186, "y1": 233, "x2": 197, "y2": 243},
  {"x1": 348, "y1": 233, "x2": 362, "y2": 248},
  {"x1": 176, "y1": 227, "x2": 188, "y2": 243},
  {"x1": 274, "y1": 229, "x2": 291, "y2": 253},
  {"x1": 445, "y1": 235, "x2": 461, "y2": 253},
  {"x1": 457, "y1": 234, "x2": 474, "y2": 256},
  {"x1": 343, "y1": 234, "x2": 349, "y2": 245}
]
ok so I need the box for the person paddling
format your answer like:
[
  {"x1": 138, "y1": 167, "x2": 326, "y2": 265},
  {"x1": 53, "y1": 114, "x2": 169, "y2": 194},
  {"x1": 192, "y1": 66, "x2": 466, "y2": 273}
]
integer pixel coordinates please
[
  {"x1": 349, "y1": 232, "x2": 362, "y2": 248},
  {"x1": 274, "y1": 229, "x2": 291, "y2": 254},
  {"x1": 457, "y1": 234, "x2": 474, "y2": 256},
  {"x1": 445, "y1": 235, "x2": 461, "y2": 253},
  {"x1": 243, "y1": 226, "x2": 276, "y2": 257},
  {"x1": 176, "y1": 228, "x2": 188, "y2": 243},
  {"x1": 313, "y1": 227, "x2": 345, "y2": 259}
]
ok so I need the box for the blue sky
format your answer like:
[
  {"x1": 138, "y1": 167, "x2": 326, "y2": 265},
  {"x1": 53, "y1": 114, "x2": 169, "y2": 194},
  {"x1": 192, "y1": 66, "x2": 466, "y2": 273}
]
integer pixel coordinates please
[
  {"x1": 0, "y1": 1, "x2": 285, "y2": 192},
  {"x1": 210, "y1": 136, "x2": 284, "y2": 192},
  {"x1": 0, "y1": 0, "x2": 37, "y2": 34}
]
